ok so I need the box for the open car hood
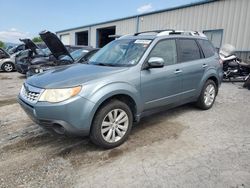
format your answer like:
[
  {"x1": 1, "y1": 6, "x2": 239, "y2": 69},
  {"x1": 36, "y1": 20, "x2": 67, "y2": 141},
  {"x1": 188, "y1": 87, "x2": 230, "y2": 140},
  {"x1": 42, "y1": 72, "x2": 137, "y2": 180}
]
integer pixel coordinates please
[
  {"x1": 0, "y1": 48, "x2": 10, "y2": 59},
  {"x1": 19, "y1": 38, "x2": 38, "y2": 54},
  {"x1": 39, "y1": 30, "x2": 72, "y2": 60}
]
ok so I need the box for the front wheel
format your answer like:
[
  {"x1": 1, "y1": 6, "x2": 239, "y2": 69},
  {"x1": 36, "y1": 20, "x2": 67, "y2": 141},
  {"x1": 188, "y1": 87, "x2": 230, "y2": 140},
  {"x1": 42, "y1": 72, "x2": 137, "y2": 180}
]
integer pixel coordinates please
[
  {"x1": 196, "y1": 80, "x2": 217, "y2": 110},
  {"x1": 90, "y1": 100, "x2": 133, "y2": 149},
  {"x1": 2, "y1": 62, "x2": 14, "y2": 72}
]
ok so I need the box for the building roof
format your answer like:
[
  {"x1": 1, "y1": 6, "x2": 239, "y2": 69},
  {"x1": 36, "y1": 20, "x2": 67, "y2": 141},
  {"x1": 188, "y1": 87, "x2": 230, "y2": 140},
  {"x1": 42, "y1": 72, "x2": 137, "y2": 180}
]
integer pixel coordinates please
[{"x1": 56, "y1": 0, "x2": 217, "y2": 34}]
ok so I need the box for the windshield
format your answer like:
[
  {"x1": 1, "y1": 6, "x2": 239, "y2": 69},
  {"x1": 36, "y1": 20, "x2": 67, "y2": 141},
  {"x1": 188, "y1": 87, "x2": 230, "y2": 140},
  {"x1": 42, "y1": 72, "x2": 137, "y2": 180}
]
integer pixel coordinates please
[
  {"x1": 8, "y1": 46, "x2": 16, "y2": 54},
  {"x1": 42, "y1": 48, "x2": 51, "y2": 56},
  {"x1": 61, "y1": 49, "x2": 89, "y2": 61},
  {"x1": 88, "y1": 39, "x2": 151, "y2": 66}
]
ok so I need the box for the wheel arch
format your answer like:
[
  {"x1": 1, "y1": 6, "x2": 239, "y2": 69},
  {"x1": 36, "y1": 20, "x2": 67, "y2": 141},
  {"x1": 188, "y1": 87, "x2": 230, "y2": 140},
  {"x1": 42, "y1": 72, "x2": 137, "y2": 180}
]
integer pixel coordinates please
[{"x1": 198, "y1": 69, "x2": 220, "y2": 97}]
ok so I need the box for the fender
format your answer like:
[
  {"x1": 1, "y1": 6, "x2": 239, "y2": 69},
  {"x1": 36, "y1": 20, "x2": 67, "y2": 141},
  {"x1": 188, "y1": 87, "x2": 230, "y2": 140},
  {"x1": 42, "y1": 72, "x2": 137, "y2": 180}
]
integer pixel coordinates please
[
  {"x1": 196, "y1": 67, "x2": 220, "y2": 97},
  {"x1": 80, "y1": 82, "x2": 143, "y2": 125}
]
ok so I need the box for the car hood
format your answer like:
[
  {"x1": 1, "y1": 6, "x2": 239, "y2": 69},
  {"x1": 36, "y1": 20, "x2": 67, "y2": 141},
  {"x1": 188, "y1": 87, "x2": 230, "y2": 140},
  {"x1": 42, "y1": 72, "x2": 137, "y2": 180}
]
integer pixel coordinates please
[
  {"x1": 19, "y1": 38, "x2": 38, "y2": 54},
  {"x1": 26, "y1": 64, "x2": 129, "y2": 88},
  {"x1": 39, "y1": 30, "x2": 72, "y2": 60},
  {"x1": 0, "y1": 48, "x2": 10, "y2": 59}
]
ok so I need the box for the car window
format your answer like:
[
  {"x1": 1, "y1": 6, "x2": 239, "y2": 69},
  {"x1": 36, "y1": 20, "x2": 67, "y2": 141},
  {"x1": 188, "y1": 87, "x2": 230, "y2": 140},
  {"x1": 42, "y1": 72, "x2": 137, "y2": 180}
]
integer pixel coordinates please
[
  {"x1": 0, "y1": 50, "x2": 5, "y2": 58},
  {"x1": 89, "y1": 39, "x2": 150, "y2": 67},
  {"x1": 17, "y1": 45, "x2": 25, "y2": 51},
  {"x1": 148, "y1": 39, "x2": 177, "y2": 66},
  {"x1": 197, "y1": 39, "x2": 216, "y2": 58},
  {"x1": 178, "y1": 39, "x2": 201, "y2": 62}
]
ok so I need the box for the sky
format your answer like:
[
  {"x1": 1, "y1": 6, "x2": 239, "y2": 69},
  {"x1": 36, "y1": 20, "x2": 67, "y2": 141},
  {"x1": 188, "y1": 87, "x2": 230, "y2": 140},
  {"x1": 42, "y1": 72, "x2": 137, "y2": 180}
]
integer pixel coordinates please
[{"x1": 0, "y1": 0, "x2": 201, "y2": 43}]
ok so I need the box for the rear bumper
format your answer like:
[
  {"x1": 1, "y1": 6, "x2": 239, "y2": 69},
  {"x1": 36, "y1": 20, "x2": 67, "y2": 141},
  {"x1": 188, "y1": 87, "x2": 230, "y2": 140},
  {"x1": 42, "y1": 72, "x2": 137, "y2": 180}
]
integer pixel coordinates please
[{"x1": 18, "y1": 95, "x2": 96, "y2": 136}]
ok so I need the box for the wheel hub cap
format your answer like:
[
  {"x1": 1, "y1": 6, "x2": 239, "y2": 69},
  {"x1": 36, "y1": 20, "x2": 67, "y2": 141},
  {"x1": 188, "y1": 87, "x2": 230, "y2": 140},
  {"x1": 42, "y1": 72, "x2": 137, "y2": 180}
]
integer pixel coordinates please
[
  {"x1": 101, "y1": 109, "x2": 129, "y2": 143},
  {"x1": 204, "y1": 84, "x2": 215, "y2": 106},
  {"x1": 4, "y1": 64, "x2": 13, "y2": 72}
]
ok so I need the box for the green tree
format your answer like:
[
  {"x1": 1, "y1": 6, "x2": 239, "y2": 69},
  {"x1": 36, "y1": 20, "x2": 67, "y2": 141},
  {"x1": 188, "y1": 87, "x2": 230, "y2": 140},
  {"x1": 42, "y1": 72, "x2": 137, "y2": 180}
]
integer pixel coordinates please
[
  {"x1": 0, "y1": 41, "x2": 5, "y2": 48},
  {"x1": 32, "y1": 37, "x2": 42, "y2": 43}
]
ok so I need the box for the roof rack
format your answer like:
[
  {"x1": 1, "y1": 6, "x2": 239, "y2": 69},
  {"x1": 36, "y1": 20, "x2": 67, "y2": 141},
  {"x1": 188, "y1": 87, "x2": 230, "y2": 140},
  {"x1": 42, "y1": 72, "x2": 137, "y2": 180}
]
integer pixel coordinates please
[
  {"x1": 158, "y1": 30, "x2": 207, "y2": 37},
  {"x1": 134, "y1": 29, "x2": 175, "y2": 36},
  {"x1": 168, "y1": 30, "x2": 206, "y2": 37},
  {"x1": 132, "y1": 29, "x2": 207, "y2": 38}
]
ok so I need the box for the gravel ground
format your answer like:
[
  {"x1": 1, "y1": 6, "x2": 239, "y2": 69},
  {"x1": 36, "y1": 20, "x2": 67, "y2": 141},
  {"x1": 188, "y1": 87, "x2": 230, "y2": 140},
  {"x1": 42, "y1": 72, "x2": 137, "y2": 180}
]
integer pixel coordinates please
[{"x1": 0, "y1": 72, "x2": 249, "y2": 188}]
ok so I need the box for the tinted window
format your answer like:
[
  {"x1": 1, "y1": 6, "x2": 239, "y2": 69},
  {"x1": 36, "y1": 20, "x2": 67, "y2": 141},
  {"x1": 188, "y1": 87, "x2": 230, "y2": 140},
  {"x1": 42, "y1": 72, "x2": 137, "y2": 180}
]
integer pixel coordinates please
[
  {"x1": 178, "y1": 39, "x2": 201, "y2": 62},
  {"x1": 203, "y1": 30, "x2": 223, "y2": 49},
  {"x1": 148, "y1": 39, "x2": 177, "y2": 66},
  {"x1": 0, "y1": 50, "x2": 5, "y2": 58},
  {"x1": 197, "y1": 39, "x2": 215, "y2": 58}
]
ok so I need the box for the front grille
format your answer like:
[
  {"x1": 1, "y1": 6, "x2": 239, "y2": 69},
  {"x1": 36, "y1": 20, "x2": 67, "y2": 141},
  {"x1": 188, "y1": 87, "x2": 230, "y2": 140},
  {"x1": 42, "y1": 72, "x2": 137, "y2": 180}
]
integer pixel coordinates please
[{"x1": 20, "y1": 84, "x2": 43, "y2": 103}]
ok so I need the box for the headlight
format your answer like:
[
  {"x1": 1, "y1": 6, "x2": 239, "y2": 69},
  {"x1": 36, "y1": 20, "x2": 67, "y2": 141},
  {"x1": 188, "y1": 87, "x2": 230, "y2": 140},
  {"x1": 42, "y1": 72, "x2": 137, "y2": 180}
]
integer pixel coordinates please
[{"x1": 38, "y1": 86, "x2": 82, "y2": 103}]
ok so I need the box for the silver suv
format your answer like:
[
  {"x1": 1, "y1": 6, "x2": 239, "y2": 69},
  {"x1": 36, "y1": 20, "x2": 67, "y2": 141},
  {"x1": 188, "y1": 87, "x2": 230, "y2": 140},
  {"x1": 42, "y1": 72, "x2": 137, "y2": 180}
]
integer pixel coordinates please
[{"x1": 18, "y1": 30, "x2": 223, "y2": 148}]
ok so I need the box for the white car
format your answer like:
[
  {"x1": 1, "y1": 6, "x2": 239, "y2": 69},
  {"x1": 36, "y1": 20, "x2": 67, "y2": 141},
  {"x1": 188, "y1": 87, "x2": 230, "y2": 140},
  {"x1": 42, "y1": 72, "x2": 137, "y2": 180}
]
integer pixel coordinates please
[{"x1": 0, "y1": 48, "x2": 17, "y2": 72}]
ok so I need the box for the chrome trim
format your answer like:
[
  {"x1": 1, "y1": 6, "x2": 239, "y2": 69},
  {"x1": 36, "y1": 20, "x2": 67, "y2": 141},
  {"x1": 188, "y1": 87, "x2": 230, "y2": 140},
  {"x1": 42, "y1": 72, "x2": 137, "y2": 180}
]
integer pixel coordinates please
[{"x1": 20, "y1": 83, "x2": 44, "y2": 104}]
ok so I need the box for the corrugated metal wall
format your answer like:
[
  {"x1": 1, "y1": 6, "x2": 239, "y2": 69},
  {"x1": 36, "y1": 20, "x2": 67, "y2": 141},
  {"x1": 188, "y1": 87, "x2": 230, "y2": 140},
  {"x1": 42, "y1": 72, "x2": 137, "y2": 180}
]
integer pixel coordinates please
[
  {"x1": 137, "y1": 0, "x2": 250, "y2": 51},
  {"x1": 57, "y1": 0, "x2": 250, "y2": 54}
]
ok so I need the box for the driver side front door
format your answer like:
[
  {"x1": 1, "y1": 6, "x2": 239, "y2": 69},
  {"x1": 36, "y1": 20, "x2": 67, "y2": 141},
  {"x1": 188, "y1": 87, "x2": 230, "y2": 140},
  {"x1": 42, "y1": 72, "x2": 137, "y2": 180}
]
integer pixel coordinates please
[{"x1": 140, "y1": 39, "x2": 182, "y2": 110}]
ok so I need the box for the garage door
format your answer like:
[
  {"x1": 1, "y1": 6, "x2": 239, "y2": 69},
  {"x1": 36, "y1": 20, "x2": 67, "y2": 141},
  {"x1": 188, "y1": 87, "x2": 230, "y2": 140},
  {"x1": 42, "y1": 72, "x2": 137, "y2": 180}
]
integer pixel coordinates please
[{"x1": 60, "y1": 34, "x2": 70, "y2": 45}]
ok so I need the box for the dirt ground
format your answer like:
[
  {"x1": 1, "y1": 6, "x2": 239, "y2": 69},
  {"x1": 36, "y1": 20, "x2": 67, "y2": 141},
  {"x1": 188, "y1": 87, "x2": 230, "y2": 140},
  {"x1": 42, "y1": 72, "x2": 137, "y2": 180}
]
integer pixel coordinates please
[{"x1": 0, "y1": 72, "x2": 249, "y2": 188}]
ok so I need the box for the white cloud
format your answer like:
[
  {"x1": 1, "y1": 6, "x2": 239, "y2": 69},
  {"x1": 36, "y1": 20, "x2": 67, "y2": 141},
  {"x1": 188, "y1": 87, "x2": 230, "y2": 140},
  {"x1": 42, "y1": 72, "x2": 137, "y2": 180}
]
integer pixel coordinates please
[
  {"x1": 137, "y1": 3, "x2": 154, "y2": 14},
  {"x1": 0, "y1": 28, "x2": 32, "y2": 43}
]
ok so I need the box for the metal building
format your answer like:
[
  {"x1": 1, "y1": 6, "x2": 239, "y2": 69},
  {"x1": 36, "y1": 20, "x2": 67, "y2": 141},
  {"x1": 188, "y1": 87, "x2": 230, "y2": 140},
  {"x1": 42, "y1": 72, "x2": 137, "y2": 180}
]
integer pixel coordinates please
[{"x1": 56, "y1": 0, "x2": 250, "y2": 62}]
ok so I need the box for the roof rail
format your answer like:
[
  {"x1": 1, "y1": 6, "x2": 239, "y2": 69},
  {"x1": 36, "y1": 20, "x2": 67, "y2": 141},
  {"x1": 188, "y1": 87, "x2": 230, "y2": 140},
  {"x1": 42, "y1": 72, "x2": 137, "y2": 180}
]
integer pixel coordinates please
[
  {"x1": 133, "y1": 29, "x2": 207, "y2": 38},
  {"x1": 157, "y1": 30, "x2": 207, "y2": 38},
  {"x1": 134, "y1": 29, "x2": 175, "y2": 36}
]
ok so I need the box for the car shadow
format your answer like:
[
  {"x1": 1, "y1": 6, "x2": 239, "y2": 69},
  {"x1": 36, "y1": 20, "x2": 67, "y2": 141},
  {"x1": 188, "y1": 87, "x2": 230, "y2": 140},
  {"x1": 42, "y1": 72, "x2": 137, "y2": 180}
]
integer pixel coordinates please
[{"x1": 0, "y1": 103, "x2": 197, "y2": 167}]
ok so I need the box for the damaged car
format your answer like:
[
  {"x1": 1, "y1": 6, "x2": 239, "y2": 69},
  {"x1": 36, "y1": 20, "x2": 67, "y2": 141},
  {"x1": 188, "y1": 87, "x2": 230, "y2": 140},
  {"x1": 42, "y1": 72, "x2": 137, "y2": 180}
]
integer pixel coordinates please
[{"x1": 26, "y1": 30, "x2": 98, "y2": 77}]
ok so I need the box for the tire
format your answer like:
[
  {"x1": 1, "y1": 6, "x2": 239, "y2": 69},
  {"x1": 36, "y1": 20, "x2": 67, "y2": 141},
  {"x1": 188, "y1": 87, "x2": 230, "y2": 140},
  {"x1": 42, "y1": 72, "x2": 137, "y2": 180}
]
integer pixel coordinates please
[
  {"x1": 90, "y1": 100, "x2": 133, "y2": 149},
  {"x1": 196, "y1": 79, "x2": 217, "y2": 110},
  {"x1": 2, "y1": 62, "x2": 14, "y2": 72}
]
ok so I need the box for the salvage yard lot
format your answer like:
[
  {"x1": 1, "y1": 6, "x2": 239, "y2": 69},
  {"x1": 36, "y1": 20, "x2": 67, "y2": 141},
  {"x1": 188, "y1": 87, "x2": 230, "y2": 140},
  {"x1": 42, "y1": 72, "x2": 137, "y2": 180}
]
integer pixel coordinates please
[{"x1": 0, "y1": 72, "x2": 250, "y2": 188}]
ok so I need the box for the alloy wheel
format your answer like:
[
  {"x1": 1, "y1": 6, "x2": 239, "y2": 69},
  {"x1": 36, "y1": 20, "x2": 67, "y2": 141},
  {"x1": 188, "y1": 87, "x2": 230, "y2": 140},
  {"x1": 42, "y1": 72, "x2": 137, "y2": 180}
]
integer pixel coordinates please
[
  {"x1": 204, "y1": 84, "x2": 215, "y2": 106},
  {"x1": 101, "y1": 109, "x2": 129, "y2": 143}
]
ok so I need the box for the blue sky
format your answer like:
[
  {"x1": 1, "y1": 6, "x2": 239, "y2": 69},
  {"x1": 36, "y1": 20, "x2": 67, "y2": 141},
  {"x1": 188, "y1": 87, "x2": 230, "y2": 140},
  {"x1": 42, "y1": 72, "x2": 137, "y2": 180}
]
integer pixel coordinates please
[{"x1": 0, "y1": 0, "x2": 200, "y2": 43}]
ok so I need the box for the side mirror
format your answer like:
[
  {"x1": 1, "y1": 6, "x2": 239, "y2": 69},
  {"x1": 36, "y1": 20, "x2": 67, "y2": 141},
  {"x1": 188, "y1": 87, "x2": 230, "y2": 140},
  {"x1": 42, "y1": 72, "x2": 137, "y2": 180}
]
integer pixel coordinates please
[{"x1": 147, "y1": 57, "x2": 164, "y2": 69}]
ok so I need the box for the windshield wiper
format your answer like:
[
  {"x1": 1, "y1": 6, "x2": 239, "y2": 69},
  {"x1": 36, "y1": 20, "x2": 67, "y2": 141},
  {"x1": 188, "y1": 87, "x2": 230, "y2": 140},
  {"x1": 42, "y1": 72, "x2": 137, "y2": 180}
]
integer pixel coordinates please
[{"x1": 94, "y1": 63, "x2": 117, "y2": 67}]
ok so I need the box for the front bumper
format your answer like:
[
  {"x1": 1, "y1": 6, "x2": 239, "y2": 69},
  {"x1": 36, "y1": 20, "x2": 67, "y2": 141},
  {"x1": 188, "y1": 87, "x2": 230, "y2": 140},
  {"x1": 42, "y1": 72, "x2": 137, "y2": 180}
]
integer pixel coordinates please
[
  {"x1": 18, "y1": 95, "x2": 96, "y2": 136},
  {"x1": 15, "y1": 62, "x2": 28, "y2": 74}
]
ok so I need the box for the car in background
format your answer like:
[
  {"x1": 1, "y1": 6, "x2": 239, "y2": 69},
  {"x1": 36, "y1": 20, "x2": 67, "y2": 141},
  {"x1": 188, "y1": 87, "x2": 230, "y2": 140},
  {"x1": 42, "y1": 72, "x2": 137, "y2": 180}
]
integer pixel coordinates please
[
  {"x1": 14, "y1": 39, "x2": 49, "y2": 74},
  {"x1": 25, "y1": 30, "x2": 98, "y2": 76},
  {"x1": 27, "y1": 48, "x2": 98, "y2": 77},
  {"x1": 7, "y1": 44, "x2": 26, "y2": 55},
  {"x1": 0, "y1": 48, "x2": 17, "y2": 72}
]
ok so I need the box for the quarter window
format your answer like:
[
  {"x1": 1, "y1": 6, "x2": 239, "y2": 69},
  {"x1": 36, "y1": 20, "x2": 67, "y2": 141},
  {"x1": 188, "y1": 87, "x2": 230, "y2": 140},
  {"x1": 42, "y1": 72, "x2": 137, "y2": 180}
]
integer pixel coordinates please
[
  {"x1": 197, "y1": 39, "x2": 216, "y2": 58},
  {"x1": 148, "y1": 39, "x2": 177, "y2": 66},
  {"x1": 178, "y1": 39, "x2": 201, "y2": 62}
]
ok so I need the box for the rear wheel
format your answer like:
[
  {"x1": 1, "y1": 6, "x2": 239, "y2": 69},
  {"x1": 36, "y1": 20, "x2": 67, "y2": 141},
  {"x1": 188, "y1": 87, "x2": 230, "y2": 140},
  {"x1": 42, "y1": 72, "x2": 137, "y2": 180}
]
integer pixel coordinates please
[
  {"x1": 196, "y1": 80, "x2": 217, "y2": 110},
  {"x1": 90, "y1": 100, "x2": 133, "y2": 149},
  {"x1": 2, "y1": 62, "x2": 14, "y2": 72}
]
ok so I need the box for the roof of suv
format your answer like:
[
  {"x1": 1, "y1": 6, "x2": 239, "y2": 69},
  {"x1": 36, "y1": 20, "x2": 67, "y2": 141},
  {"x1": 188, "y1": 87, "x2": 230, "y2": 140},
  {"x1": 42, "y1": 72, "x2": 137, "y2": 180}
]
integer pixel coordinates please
[{"x1": 120, "y1": 30, "x2": 208, "y2": 40}]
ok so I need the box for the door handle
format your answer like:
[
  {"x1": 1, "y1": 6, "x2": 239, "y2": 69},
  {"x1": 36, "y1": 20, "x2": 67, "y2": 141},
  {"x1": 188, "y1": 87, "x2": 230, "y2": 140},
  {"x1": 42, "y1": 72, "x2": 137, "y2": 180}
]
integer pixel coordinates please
[
  {"x1": 202, "y1": 64, "x2": 208, "y2": 68},
  {"x1": 174, "y1": 69, "x2": 183, "y2": 74}
]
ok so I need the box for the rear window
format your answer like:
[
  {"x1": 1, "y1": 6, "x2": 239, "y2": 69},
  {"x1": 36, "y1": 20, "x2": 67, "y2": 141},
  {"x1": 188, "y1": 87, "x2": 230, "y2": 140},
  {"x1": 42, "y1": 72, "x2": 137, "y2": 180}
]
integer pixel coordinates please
[
  {"x1": 178, "y1": 39, "x2": 201, "y2": 62},
  {"x1": 197, "y1": 39, "x2": 215, "y2": 58}
]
